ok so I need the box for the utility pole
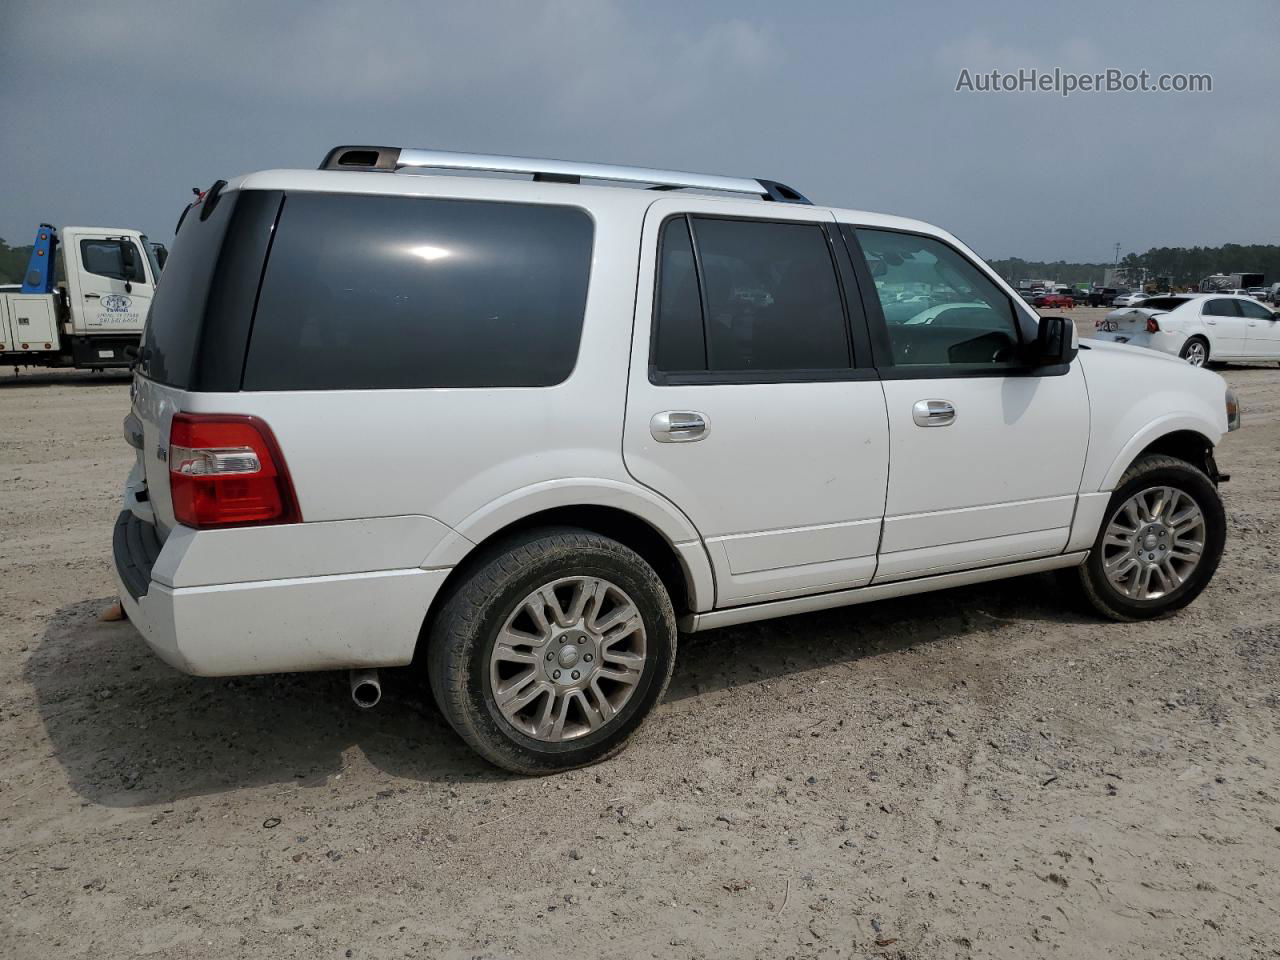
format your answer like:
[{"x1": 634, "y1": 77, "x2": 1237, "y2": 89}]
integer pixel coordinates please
[{"x1": 1113, "y1": 242, "x2": 1120, "y2": 265}]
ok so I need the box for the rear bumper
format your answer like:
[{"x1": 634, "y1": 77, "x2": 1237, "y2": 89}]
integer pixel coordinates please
[
  {"x1": 112, "y1": 510, "x2": 450, "y2": 677},
  {"x1": 71, "y1": 335, "x2": 138, "y2": 368},
  {"x1": 1090, "y1": 329, "x2": 1186, "y2": 356}
]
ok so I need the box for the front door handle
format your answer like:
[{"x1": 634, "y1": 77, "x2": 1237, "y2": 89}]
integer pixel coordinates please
[
  {"x1": 83, "y1": 293, "x2": 100, "y2": 299},
  {"x1": 912, "y1": 399, "x2": 956, "y2": 427},
  {"x1": 651, "y1": 411, "x2": 709, "y2": 443}
]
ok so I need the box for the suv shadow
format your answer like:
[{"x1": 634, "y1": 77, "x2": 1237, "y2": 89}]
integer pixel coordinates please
[
  {"x1": 0, "y1": 370, "x2": 131, "y2": 389},
  {"x1": 27, "y1": 574, "x2": 1089, "y2": 806},
  {"x1": 664, "y1": 571, "x2": 1088, "y2": 703}
]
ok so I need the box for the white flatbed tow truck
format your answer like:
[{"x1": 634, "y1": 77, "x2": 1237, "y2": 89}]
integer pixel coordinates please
[{"x1": 2, "y1": 223, "x2": 162, "y2": 370}]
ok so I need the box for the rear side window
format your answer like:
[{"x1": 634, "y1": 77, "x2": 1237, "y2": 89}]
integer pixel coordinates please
[
  {"x1": 80, "y1": 238, "x2": 147, "y2": 283},
  {"x1": 651, "y1": 215, "x2": 851, "y2": 378},
  {"x1": 243, "y1": 194, "x2": 593, "y2": 390}
]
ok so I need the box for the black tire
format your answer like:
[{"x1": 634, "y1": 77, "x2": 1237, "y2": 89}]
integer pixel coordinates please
[
  {"x1": 1179, "y1": 336, "x2": 1210, "y2": 367},
  {"x1": 1076, "y1": 454, "x2": 1225, "y2": 621},
  {"x1": 426, "y1": 527, "x2": 677, "y2": 774}
]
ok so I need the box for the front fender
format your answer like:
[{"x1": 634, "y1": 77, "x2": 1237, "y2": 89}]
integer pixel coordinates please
[
  {"x1": 1096, "y1": 413, "x2": 1222, "y2": 490},
  {"x1": 1077, "y1": 341, "x2": 1228, "y2": 492}
]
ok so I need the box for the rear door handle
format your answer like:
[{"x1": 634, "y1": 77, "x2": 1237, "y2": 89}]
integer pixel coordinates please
[
  {"x1": 651, "y1": 411, "x2": 709, "y2": 442},
  {"x1": 912, "y1": 399, "x2": 956, "y2": 427},
  {"x1": 84, "y1": 293, "x2": 100, "y2": 299}
]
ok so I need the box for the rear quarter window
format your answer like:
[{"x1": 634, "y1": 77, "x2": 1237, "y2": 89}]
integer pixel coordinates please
[
  {"x1": 242, "y1": 193, "x2": 594, "y2": 390},
  {"x1": 1139, "y1": 296, "x2": 1189, "y2": 311},
  {"x1": 140, "y1": 191, "x2": 239, "y2": 387},
  {"x1": 140, "y1": 188, "x2": 282, "y2": 390}
]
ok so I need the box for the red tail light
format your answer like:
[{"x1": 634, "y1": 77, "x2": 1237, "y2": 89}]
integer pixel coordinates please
[
  {"x1": 168, "y1": 414, "x2": 300, "y2": 528},
  {"x1": 1146, "y1": 316, "x2": 1161, "y2": 333}
]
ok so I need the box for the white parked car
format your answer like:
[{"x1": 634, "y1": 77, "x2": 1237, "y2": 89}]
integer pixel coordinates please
[
  {"x1": 1093, "y1": 293, "x2": 1280, "y2": 366},
  {"x1": 1114, "y1": 292, "x2": 1151, "y2": 307},
  {"x1": 114, "y1": 146, "x2": 1240, "y2": 773}
]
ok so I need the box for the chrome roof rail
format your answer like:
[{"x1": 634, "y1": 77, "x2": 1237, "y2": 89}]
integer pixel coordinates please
[{"x1": 318, "y1": 145, "x2": 811, "y2": 204}]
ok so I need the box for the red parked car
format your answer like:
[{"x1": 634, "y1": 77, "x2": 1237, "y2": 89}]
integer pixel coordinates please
[{"x1": 1033, "y1": 291, "x2": 1075, "y2": 308}]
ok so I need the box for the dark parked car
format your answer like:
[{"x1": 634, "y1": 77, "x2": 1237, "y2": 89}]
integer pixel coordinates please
[{"x1": 1088, "y1": 287, "x2": 1119, "y2": 307}]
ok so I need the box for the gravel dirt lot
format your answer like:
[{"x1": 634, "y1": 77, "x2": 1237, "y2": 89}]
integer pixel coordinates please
[{"x1": 3, "y1": 310, "x2": 1279, "y2": 959}]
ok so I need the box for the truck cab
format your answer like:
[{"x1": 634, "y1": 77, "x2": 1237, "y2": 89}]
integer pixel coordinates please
[{"x1": 1, "y1": 224, "x2": 161, "y2": 369}]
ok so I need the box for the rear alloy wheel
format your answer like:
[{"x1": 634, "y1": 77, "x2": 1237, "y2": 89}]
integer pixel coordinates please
[
  {"x1": 1180, "y1": 337, "x2": 1209, "y2": 367},
  {"x1": 427, "y1": 527, "x2": 676, "y2": 774},
  {"x1": 490, "y1": 576, "x2": 648, "y2": 742},
  {"x1": 1077, "y1": 455, "x2": 1225, "y2": 621}
]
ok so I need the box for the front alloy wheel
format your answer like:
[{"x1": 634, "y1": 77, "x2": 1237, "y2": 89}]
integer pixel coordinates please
[
  {"x1": 1077, "y1": 454, "x2": 1225, "y2": 621},
  {"x1": 1100, "y1": 486, "x2": 1205, "y2": 600}
]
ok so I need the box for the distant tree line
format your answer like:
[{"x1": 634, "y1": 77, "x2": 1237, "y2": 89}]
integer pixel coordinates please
[
  {"x1": 989, "y1": 242, "x2": 1280, "y2": 286},
  {"x1": 0, "y1": 238, "x2": 33, "y2": 284}
]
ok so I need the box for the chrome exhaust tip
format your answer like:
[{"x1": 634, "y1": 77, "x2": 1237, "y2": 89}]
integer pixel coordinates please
[{"x1": 349, "y1": 668, "x2": 381, "y2": 709}]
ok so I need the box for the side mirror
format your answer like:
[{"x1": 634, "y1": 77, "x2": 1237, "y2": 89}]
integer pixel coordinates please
[
  {"x1": 119, "y1": 240, "x2": 138, "y2": 274},
  {"x1": 1032, "y1": 315, "x2": 1077, "y2": 367},
  {"x1": 117, "y1": 240, "x2": 139, "y2": 292}
]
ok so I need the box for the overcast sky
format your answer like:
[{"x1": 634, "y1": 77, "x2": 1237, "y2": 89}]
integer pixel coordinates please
[{"x1": 1, "y1": 0, "x2": 1276, "y2": 262}]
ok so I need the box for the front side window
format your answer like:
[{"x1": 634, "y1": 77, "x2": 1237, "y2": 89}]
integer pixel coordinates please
[
  {"x1": 651, "y1": 216, "x2": 850, "y2": 377},
  {"x1": 1203, "y1": 298, "x2": 1241, "y2": 318},
  {"x1": 80, "y1": 238, "x2": 147, "y2": 283},
  {"x1": 140, "y1": 235, "x2": 163, "y2": 279},
  {"x1": 856, "y1": 229, "x2": 1021, "y2": 367},
  {"x1": 1237, "y1": 298, "x2": 1273, "y2": 319}
]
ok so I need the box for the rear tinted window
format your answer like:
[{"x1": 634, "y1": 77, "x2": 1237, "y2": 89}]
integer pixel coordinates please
[
  {"x1": 140, "y1": 190, "x2": 239, "y2": 387},
  {"x1": 1139, "y1": 296, "x2": 1189, "y2": 311},
  {"x1": 653, "y1": 217, "x2": 705, "y2": 371},
  {"x1": 243, "y1": 194, "x2": 593, "y2": 390},
  {"x1": 651, "y1": 215, "x2": 851, "y2": 378}
]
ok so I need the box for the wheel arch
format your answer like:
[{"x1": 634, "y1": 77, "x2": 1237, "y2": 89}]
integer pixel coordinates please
[
  {"x1": 1100, "y1": 422, "x2": 1221, "y2": 491},
  {"x1": 1133, "y1": 429, "x2": 1224, "y2": 484},
  {"x1": 414, "y1": 482, "x2": 715, "y2": 662},
  {"x1": 1180, "y1": 332, "x2": 1209, "y2": 360}
]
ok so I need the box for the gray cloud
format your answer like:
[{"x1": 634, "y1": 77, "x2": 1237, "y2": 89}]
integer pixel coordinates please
[{"x1": 1, "y1": 0, "x2": 1275, "y2": 263}]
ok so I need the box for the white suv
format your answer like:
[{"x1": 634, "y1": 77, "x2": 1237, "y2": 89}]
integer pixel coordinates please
[{"x1": 115, "y1": 146, "x2": 1240, "y2": 773}]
